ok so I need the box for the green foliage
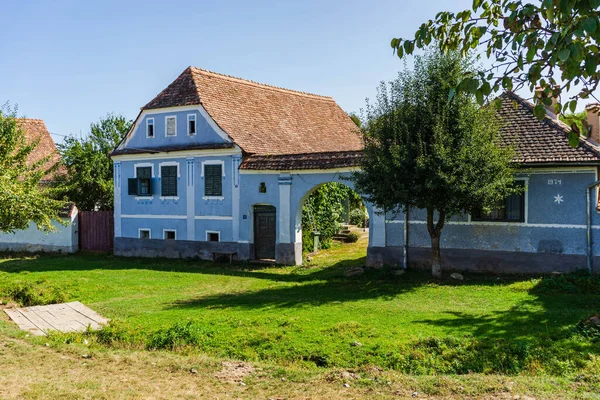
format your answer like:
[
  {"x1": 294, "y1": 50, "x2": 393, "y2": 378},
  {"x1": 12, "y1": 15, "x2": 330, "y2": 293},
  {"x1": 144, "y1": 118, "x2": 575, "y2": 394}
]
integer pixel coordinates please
[
  {"x1": 390, "y1": 0, "x2": 600, "y2": 134},
  {"x1": 353, "y1": 50, "x2": 516, "y2": 276},
  {"x1": 302, "y1": 183, "x2": 362, "y2": 252},
  {"x1": 0, "y1": 279, "x2": 67, "y2": 306},
  {"x1": 348, "y1": 113, "x2": 362, "y2": 128},
  {"x1": 560, "y1": 111, "x2": 589, "y2": 137},
  {"x1": 57, "y1": 114, "x2": 131, "y2": 210},
  {"x1": 349, "y1": 208, "x2": 367, "y2": 226},
  {"x1": 147, "y1": 320, "x2": 219, "y2": 351},
  {"x1": 345, "y1": 232, "x2": 360, "y2": 243},
  {"x1": 0, "y1": 105, "x2": 67, "y2": 233}
]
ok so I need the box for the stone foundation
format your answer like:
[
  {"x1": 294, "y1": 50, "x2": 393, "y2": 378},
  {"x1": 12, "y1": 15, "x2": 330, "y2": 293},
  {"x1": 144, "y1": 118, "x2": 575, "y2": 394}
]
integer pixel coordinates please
[
  {"x1": 114, "y1": 237, "x2": 253, "y2": 261},
  {"x1": 383, "y1": 246, "x2": 597, "y2": 274}
]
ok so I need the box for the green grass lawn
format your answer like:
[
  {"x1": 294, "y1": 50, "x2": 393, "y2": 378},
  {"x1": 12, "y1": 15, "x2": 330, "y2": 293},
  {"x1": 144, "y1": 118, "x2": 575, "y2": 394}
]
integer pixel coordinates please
[{"x1": 1, "y1": 237, "x2": 599, "y2": 378}]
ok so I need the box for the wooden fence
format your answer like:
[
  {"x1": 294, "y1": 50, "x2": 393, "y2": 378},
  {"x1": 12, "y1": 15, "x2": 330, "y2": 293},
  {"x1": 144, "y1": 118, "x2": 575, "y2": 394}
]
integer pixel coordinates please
[{"x1": 79, "y1": 211, "x2": 114, "y2": 252}]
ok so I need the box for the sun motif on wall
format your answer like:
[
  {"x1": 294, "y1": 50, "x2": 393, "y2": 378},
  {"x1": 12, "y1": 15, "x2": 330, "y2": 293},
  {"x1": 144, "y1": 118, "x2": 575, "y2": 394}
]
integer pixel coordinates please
[{"x1": 554, "y1": 194, "x2": 564, "y2": 204}]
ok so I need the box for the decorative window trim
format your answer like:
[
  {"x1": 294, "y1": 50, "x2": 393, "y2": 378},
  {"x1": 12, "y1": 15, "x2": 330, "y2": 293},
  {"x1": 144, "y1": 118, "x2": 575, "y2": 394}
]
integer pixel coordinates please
[
  {"x1": 201, "y1": 160, "x2": 226, "y2": 177},
  {"x1": 160, "y1": 196, "x2": 179, "y2": 201},
  {"x1": 165, "y1": 115, "x2": 177, "y2": 137},
  {"x1": 158, "y1": 161, "x2": 180, "y2": 177},
  {"x1": 187, "y1": 114, "x2": 196, "y2": 136},
  {"x1": 138, "y1": 228, "x2": 151, "y2": 239},
  {"x1": 146, "y1": 118, "x2": 155, "y2": 138},
  {"x1": 133, "y1": 163, "x2": 155, "y2": 178},
  {"x1": 202, "y1": 196, "x2": 225, "y2": 201},
  {"x1": 135, "y1": 196, "x2": 154, "y2": 201},
  {"x1": 206, "y1": 230, "x2": 221, "y2": 242},
  {"x1": 469, "y1": 178, "x2": 529, "y2": 224},
  {"x1": 163, "y1": 229, "x2": 177, "y2": 240}
]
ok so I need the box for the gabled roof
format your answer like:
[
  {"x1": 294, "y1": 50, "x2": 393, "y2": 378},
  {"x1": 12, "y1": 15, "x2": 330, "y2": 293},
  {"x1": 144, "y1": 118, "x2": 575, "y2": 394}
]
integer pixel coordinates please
[
  {"x1": 498, "y1": 92, "x2": 600, "y2": 164},
  {"x1": 17, "y1": 118, "x2": 63, "y2": 181},
  {"x1": 142, "y1": 67, "x2": 363, "y2": 158}
]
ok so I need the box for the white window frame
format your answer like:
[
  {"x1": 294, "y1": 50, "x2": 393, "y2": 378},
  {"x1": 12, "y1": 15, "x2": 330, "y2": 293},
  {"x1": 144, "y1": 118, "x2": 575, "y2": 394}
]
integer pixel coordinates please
[
  {"x1": 158, "y1": 161, "x2": 181, "y2": 200},
  {"x1": 201, "y1": 160, "x2": 226, "y2": 200},
  {"x1": 206, "y1": 230, "x2": 221, "y2": 242},
  {"x1": 163, "y1": 229, "x2": 177, "y2": 240},
  {"x1": 468, "y1": 177, "x2": 529, "y2": 224},
  {"x1": 138, "y1": 228, "x2": 151, "y2": 239},
  {"x1": 187, "y1": 114, "x2": 197, "y2": 136},
  {"x1": 133, "y1": 163, "x2": 155, "y2": 178},
  {"x1": 146, "y1": 118, "x2": 155, "y2": 138},
  {"x1": 165, "y1": 115, "x2": 177, "y2": 137}
]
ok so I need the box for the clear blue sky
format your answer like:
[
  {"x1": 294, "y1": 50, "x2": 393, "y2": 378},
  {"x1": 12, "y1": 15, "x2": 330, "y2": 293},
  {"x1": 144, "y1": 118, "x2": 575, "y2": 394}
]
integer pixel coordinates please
[{"x1": 1, "y1": 0, "x2": 484, "y2": 142}]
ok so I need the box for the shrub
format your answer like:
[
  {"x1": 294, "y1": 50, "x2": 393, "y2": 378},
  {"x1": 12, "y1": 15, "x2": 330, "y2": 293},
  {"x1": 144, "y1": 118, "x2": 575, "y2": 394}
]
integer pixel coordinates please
[
  {"x1": 1, "y1": 280, "x2": 67, "y2": 306},
  {"x1": 349, "y1": 208, "x2": 367, "y2": 226},
  {"x1": 346, "y1": 232, "x2": 360, "y2": 243},
  {"x1": 146, "y1": 321, "x2": 218, "y2": 351}
]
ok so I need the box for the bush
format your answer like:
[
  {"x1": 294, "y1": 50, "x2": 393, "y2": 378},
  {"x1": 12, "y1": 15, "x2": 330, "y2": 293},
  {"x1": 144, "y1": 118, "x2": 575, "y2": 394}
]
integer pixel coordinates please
[
  {"x1": 147, "y1": 321, "x2": 218, "y2": 351},
  {"x1": 349, "y1": 208, "x2": 367, "y2": 226},
  {"x1": 1, "y1": 280, "x2": 67, "y2": 306},
  {"x1": 346, "y1": 232, "x2": 360, "y2": 243}
]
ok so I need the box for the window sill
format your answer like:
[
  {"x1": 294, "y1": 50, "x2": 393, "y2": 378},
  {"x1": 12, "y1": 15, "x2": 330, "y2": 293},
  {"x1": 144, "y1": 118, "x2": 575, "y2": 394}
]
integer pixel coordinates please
[
  {"x1": 160, "y1": 196, "x2": 179, "y2": 201},
  {"x1": 135, "y1": 196, "x2": 154, "y2": 201},
  {"x1": 203, "y1": 196, "x2": 224, "y2": 201}
]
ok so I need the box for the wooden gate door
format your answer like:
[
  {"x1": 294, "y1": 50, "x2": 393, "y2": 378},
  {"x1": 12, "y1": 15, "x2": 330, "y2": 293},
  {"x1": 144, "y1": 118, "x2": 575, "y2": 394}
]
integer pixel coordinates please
[
  {"x1": 79, "y1": 211, "x2": 114, "y2": 252},
  {"x1": 254, "y1": 205, "x2": 276, "y2": 260}
]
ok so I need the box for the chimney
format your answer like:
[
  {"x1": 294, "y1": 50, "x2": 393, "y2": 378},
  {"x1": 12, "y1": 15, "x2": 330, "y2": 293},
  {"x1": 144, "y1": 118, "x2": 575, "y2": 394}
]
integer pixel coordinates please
[
  {"x1": 535, "y1": 86, "x2": 559, "y2": 119},
  {"x1": 586, "y1": 103, "x2": 600, "y2": 143}
]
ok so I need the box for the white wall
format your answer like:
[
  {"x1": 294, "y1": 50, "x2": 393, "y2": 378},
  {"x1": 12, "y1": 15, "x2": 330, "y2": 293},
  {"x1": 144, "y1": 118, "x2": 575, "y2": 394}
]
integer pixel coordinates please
[{"x1": 0, "y1": 210, "x2": 78, "y2": 253}]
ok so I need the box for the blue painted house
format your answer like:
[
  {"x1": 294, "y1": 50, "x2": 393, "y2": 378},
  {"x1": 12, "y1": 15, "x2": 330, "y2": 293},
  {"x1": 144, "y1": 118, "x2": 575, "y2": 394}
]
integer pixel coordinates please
[{"x1": 112, "y1": 67, "x2": 600, "y2": 273}]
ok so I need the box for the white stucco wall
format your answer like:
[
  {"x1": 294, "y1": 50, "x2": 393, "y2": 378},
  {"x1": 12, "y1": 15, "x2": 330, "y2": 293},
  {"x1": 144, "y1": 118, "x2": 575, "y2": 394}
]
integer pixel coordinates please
[{"x1": 0, "y1": 209, "x2": 79, "y2": 253}]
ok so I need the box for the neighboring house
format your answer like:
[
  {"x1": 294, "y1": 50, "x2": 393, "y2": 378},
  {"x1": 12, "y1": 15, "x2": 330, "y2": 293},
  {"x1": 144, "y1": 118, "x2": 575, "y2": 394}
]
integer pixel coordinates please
[
  {"x1": 383, "y1": 92, "x2": 600, "y2": 273},
  {"x1": 111, "y1": 67, "x2": 600, "y2": 273},
  {"x1": 0, "y1": 119, "x2": 79, "y2": 253}
]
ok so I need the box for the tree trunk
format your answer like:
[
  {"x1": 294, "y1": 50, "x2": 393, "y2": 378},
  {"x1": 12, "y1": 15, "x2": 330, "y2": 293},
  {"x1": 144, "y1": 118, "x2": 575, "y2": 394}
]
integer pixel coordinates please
[
  {"x1": 431, "y1": 234, "x2": 442, "y2": 278},
  {"x1": 426, "y1": 207, "x2": 446, "y2": 279}
]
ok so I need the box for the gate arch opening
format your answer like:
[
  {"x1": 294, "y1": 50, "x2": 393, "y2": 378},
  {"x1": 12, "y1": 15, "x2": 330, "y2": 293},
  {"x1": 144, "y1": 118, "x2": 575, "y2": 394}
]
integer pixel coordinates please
[{"x1": 294, "y1": 182, "x2": 370, "y2": 262}]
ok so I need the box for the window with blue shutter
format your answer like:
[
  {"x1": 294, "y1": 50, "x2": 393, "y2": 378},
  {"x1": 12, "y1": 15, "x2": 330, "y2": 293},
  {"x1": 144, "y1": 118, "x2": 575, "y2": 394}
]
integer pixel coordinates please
[
  {"x1": 161, "y1": 165, "x2": 178, "y2": 197},
  {"x1": 204, "y1": 164, "x2": 222, "y2": 197},
  {"x1": 137, "y1": 167, "x2": 152, "y2": 196}
]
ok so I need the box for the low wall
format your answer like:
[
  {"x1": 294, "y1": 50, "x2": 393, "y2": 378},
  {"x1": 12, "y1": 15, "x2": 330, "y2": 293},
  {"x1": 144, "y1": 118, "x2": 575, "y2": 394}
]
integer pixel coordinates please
[
  {"x1": 0, "y1": 218, "x2": 78, "y2": 253},
  {"x1": 114, "y1": 237, "x2": 253, "y2": 261},
  {"x1": 380, "y1": 246, "x2": 598, "y2": 274}
]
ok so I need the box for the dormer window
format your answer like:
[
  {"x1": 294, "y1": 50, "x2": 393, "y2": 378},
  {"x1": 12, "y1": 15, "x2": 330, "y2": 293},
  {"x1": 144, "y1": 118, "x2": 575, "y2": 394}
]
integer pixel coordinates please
[
  {"x1": 188, "y1": 114, "x2": 196, "y2": 135},
  {"x1": 146, "y1": 118, "x2": 154, "y2": 138},
  {"x1": 165, "y1": 116, "x2": 177, "y2": 136}
]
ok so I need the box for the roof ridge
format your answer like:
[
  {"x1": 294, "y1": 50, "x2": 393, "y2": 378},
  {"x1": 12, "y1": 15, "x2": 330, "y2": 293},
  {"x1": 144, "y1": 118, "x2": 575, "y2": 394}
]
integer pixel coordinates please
[
  {"x1": 502, "y1": 91, "x2": 600, "y2": 159},
  {"x1": 189, "y1": 66, "x2": 335, "y2": 101},
  {"x1": 16, "y1": 118, "x2": 46, "y2": 122}
]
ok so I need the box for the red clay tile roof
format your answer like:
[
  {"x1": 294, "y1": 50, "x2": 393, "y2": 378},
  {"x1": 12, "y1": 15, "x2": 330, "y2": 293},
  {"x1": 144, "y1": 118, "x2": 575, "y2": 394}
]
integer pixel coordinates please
[
  {"x1": 498, "y1": 92, "x2": 600, "y2": 164},
  {"x1": 17, "y1": 118, "x2": 64, "y2": 180},
  {"x1": 142, "y1": 67, "x2": 364, "y2": 158},
  {"x1": 240, "y1": 151, "x2": 364, "y2": 170}
]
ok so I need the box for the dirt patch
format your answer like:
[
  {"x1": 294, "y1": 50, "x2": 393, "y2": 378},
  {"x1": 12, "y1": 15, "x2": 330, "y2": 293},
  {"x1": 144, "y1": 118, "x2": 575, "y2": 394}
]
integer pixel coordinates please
[{"x1": 214, "y1": 361, "x2": 255, "y2": 383}]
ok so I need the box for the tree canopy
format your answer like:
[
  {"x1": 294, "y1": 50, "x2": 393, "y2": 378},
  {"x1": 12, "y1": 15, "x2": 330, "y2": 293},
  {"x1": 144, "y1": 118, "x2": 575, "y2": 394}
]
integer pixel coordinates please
[
  {"x1": 390, "y1": 0, "x2": 600, "y2": 136},
  {"x1": 353, "y1": 50, "x2": 517, "y2": 277},
  {"x1": 57, "y1": 114, "x2": 131, "y2": 211},
  {"x1": 0, "y1": 106, "x2": 67, "y2": 233}
]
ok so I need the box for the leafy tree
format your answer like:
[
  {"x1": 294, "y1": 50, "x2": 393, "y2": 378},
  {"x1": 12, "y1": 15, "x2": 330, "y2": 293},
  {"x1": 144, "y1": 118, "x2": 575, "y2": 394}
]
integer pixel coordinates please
[
  {"x1": 57, "y1": 114, "x2": 131, "y2": 211},
  {"x1": 353, "y1": 50, "x2": 516, "y2": 278},
  {"x1": 348, "y1": 113, "x2": 362, "y2": 128},
  {"x1": 301, "y1": 183, "x2": 363, "y2": 252},
  {"x1": 390, "y1": 0, "x2": 600, "y2": 134},
  {"x1": 0, "y1": 105, "x2": 67, "y2": 233},
  {"x1": 560, "y1": 110, "x2": 588, "y2": 135}
]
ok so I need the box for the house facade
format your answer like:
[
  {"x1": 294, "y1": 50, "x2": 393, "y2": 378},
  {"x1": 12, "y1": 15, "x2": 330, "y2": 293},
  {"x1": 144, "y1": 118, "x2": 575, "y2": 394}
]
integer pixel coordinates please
[
  {"x1": 111, "y1": 67, "x2": 380, "y2": 265},
  {"x1": 112, "y1": 67, "x2": 600, "y2": 273},
  {"x1": 0, "y1": 119, "x2": 79, "y2": 253}
]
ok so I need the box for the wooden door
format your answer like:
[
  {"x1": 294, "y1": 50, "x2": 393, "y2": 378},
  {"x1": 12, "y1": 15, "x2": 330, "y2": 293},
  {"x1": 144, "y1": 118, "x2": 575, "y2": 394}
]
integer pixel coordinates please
[{"x1": 254, "y1": 205, "x2": 276, "y2": 260}]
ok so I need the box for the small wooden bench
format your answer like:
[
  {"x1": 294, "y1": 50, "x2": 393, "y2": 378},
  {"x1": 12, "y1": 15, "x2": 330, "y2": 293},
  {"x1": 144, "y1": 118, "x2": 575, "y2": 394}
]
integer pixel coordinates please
[{"x1": 212, "y1": 251, "x2": 237, "y2": 264}]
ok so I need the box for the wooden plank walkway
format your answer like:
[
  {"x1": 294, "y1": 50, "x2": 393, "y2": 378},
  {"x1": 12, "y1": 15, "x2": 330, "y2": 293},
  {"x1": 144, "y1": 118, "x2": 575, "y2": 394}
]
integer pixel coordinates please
[{"x1": 3, "y1": 301, "x2": 109, "y2": 336}]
